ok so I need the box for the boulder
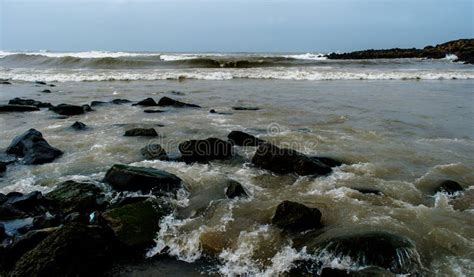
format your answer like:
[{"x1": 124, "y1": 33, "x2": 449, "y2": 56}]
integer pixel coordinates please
[
  {"x1": 228, "y1": 130, "x2": 265, "y2": 146},
  {"x1": 225, "y1": 180, "x2": 248, "y2": 199},
  {"x1": 232, "y1": 106, "x2": 260, "y2": 111},
  {"x1": 178, "y1": 137, "x2": 233, "y2": 163},
  {"x1": 310, "y1": 156, "x2": 343, "y2": 168},
  {"x1": 271, "y1": 201, "x2": 322, "y2": 232},
  {"x1": 8, "y1": 98, "x2": 52, "y2": 108},
  {"x1": 103, "y1": 164, "x2": 183, "y2": 195},
  {"x1": 133, "y1": 98, "x2": 158, "y2": 106},
  {"x1": 102, "y1": 199, "x2": 171, "y2": 250},
  {"x1": 6, "y1": 129, "x2": 63, "y2": 165},
  {"x1": 41, "y1": 89, "x2": 51, "y2": 93},
  {"x1": 1, "y1": 81, "x2": 12, "y2": 85},
  {"x1": 3, "y1": 192, "x2": 47, "y2": 215},
  {"x1": 0, "y1": 206, "x2": 27, "y2": 220},
  {"x1": 300, "y1": 232, "x2": 422, "y2": 275},
  {"x1": 10, "y1": 223, "x2": 116, "y2": 277},
  {"x1": 124, "y1": 128, "x2": 158, "y2": 137},
  {"x1": 46, "y1": 180, "x2": 106, "y2": 214},
  {"x1": 50, "y1": 104, "x2": 85, "y2": 116},
  {"x1": 90, "y1": 101, "x2": 107, "y2": 107},
  {"x1": 144, "y1": 109, "x2": 165, "y2": 113},
  {"x1": 35, "y1": 81, "x2": 47, "y2": 85},
  {"x1": 110, "y1": 99, "x2": 131, "y2": 105},
  {"x1": 252, "y1": 143, "x2": 332, "y2": 176},
  {"x1": 71, "y1": 121, "x2": 87, "y2": 130},
  {"x1": 140, "y1": 144, "x2": 168, "y2": 160},
  {"x1": 434, "y1": 180, "x2": 463, "y2": 195},
  {"x1": 0, "y1": 105, "x2": 39, "y2": 113},
  {"x1": 157, "y1": 97, "x2": 200, "y2": 108}
]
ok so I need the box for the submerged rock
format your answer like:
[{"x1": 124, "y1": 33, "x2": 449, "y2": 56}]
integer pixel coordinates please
[
  {"x1": 434, "y1": 180, "x2": 463, "y2": 195},
  {"x1": 103, "y1": 164, "x2": 183, "y2": 195},
  {"x1": 353, "y1": 188, "x2": 383, "y2": 195},
  {"x1": 225, "y1": 180, "x2": 248, "y2": 199},
  {"x1": 102, "y1": 199, "x2": 171, "y2": 251},
  {"x1": 82, "y1": 104, "x2": 92, "y2": 112},
  {"x1": 35, "y1": 81, "x2": 47, "y2": 85},
  {"x1": 10, "y1": 223, "x2": 116, "y2": 277},
  {"x1": 251, "y1": 143, "x2": 332, "y2": 176},
  {"x1": 228, "y1": 130, "x2": 265, "y2": 146},
  {"x1": 157, "y1": 97, "x2": 201, "y2": 108},
  {"x1": 90, "y1": 101, "x2": 107, "y2": 107},
  {"x1": 124, "y1": 128, "x2": 158, "y2": 137},
  {"x1": 8, "y1": 98, "x2": 52, "y2": 108},
  {"x1": 272, "y1": 201, "x2": 322, "y2": 232},
  {"x1": 46, "y1": 180, "x2": 106, "y2": 214},
  {"x1": 0, "y1": 105, "x2": 39, "y2": 113},
  {"x1": 144, "y1": 109, "x2": 165, "y2": 113},
  {"x1": 71, "y1": 121, "x2": 87, "y2": 130},
  {"x1": 0, "y1": 162, "x2": 6, "y2": 176},
  {"x1": 6, "y1": 129, "x2": 63, "y2": 165},
  {"x1": 178, "y1": 137, "x2": 233, "y2": 163},
  {"x1": 50, "y1": 104, "x2": 85, "y2": 116},
  {"x1": 140, "y1": 144, "x2": 168, "y2": 160},
  {"x1": 232, "y1": 106, "x2": 260, "y2": 111},
  {"x1": 133, "y1": 98, "x2": 158, "y2": 106},
  {"x1": 41, "y1": 89, "x2": 51, "y2": 93},
  {"x1": 110, "y1": 99, "x2": 131, "y2": 105},
  {"x1": 310, "y1": 156, "x2": 343, "y2": 168},
  {"x1": 209, "y1": 109, "x2": 232, "y2": 115},
  {"x1": 1, "y1": 81, "x2": 12, "y2": 85}
]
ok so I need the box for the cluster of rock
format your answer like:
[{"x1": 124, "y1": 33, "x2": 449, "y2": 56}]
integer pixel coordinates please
[{"x1": 327, "y1": 38, "x2": 474, "y2": 64}]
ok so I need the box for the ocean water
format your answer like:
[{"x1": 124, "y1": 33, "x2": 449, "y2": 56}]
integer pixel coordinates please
[{"x1": 0, "y1": 51, "x2": 473, "y2": 275}]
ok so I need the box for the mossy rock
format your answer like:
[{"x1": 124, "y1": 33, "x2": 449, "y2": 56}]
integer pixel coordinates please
[{"x1": 46, "y1": 180, "x2": 106, "y2": 214}]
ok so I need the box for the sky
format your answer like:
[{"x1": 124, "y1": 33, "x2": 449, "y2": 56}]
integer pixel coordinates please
[{"x1": 0, "y1": 0, "x2": 473, "y2": 52}]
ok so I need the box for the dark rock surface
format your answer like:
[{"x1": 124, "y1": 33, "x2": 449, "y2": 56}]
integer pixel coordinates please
[
  {"x1": 50, "y1": 104, "x2": 86, "y2": 116},
  {"x1": 124, "y1": 128, "x2": 158, "y2": 137},
  {"x1": 157, "y1": 97, "x2": 201, "y2": 108},
  {"x1": 272, "y1": 201, "x2": 322, "y2": 232},
  {"x1": 144, "y1": 109, "x2": 165, "y2": 113},
  {"x1": 133, "y1": 98, "x2": 158, "y2": 106},
  {"x1": 71, "y1": 121, "x2": 87, "y2": 130},
  {"x1": 178, "y1": 137, "x2": 233, "y2": 163},
  {"x1": 1, "y1": 81, "x2": 12, "y2": 85},
  {"x1": 252, "y1": 143, "x2": 332, "y2": 176},
  {"x1": 232, "y1": 106, "x2": 260, "y2": 111},
  {"x1": 6, "y1": 129, "x2": 63, "y2": 165},
  {"x1": 225, "y1": 180, "x2": 248, "y2": 199},
  {"x1": 434, "y1": 180, "x2": 464, "y2": 195},
  {"x1": 103, "y1": 164, "x2": 183, "y2": 195},
  {"x1": 228, "y1": 130, "x2": 265, "y2": 146},
  {"x1": 0, "y1": 105, "x2": 40, "y2": 113},
  {"x1": 141, "y1": 144, "x2": 168, "y2": 160},
  {"x1": 310, "y1": 156, "x2": 343, "y2": 168},
  {"x1": 35, "y1": 81, "x2": 47, "y2": 85},
  {"x1": 41, "y1": 89, "x2": 51, "y2": 93},
  {"x1": 8, "y1": 98, "x2": 52, "y2": 108},
  {"x1": 46, "y1": 180, "x2": 106, "y2": 214}
]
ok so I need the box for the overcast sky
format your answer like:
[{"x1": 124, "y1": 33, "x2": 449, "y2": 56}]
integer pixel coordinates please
[{"x1": 1, "y1": 0, "x2": 472, "y2": 52}]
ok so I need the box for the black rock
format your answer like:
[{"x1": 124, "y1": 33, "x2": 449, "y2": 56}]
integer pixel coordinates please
[
  {"x1": 35, "y1": 81, "x2": 47, "y2": 85},
  {"x1": 157, "y1": 97, "x2": 201, "y2": 108},
  {"x1": 46, "y1": 180, "x2": 106, "y2": 214},
  {"x1": 310, "y1": 156, "x2": 343, "y2": 168},
  {"x1": 3, "y1": 191, "x2": 49, "y2": 216},
  {"x1": 232, "y1": 106, "x2": 260, "y2": 111},
  {"x1": 10, "y1": 223, "x2": 116, "y2": 277},
  {"x1": 82, "y1": 104, "x2": 92, "y2": 112},
  {"x1": 228, "y1": 130, "x2": 265, "y2": 146},
  {"x1": 41, "y1": 89, "x2": 51, "y2": 93},
  {"x1": 50, "y1": 104, "x2": 85, "y2": 116},
  {"x1": 0, "y1": 223, "x2": 5, "y2": 241},
  {"x1": 434, "y1": 180, "x2": 464, "y2": 195},
  {"x1": 140, "y1": 144, "x2": 168, "y2": 160},
  {"x1": 0, "y1": 105, "x2": 40, "y2": 113},
  {"x1": 90, "y1": 101, "x2": 107, "y2": 107},
  {"x1": 8, "y1": 98, "x2": 52, "y2": 108},
  {"x1": 124, "y1": 128, "x2": 158, "y2": 137},
  {"x1": 103, "y1": 164, "x2": 183, "y2": 195},
  {"x1": 133, "y1": 98, "x2": 158, "y2": 106},
  {"x1": 144, "y1": 109, "x2": 165, "y2": 113},
  {"x1": 111, "y1": 196, "x2": 150, "y2": 208},
  {"x1": 0, "y1": 193, "x2": 7, "y2": 205},
  {"x1": 0, "y1": 162, "x2": 6, "y2": 176},
  {"x1": 6, "y1": 129, "x2": 63, "y2": 165},
  {"x1": 71, "y1": 121, "x2": 87, "y2": 130},
  {"x1": 110, "y1": 99, "x2": 131, "y2": 105},
  {"x1": 252, "y1": 143, "x2": 332, "y2": 176},
  {"x1": 1, "y1": 81, "x2": 12, "y2": 85},
  {"x1": 178, "y1": 137, "x2": 233, "y2": 163},
  {"x1": 49, "y1": 84, "x2": 55, "y2": 87},
  {"x1": 0, "y1": 205, "x2": 27, "y2": 220},
  {"x1": 272, "y1": 201, "x2": 322, "y2": 232},
  {"x1": 225, "y1": 180, "x2": 248, "y2": 199}
]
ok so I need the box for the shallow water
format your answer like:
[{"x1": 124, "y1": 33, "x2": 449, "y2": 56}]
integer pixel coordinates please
[{"x1": 0, "y1": 78, "x2": 473, "y2": 275}]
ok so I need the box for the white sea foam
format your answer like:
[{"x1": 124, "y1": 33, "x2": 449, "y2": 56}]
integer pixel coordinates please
[{"x1": 283, "y1": 53, "x2": 327, "y2": 60}]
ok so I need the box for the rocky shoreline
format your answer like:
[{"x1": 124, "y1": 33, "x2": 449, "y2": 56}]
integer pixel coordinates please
[
  {"x1": 0, "y1": 89, "x2": 470, "y2": 276},
  {"x1": 327, "y1": 39, "x2": 474, "y2": 64}
]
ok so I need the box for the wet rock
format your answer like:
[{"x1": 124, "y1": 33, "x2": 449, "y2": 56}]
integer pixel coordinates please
[
  {"x1": 1, "y1": 81, "x2": 12, "y2": 85},
  {"x1": 0, "y1": 206, "x2": 27, "y2": 220},
  {"x1": 71, "y1": 121, "x2": 87, "y2": 130},
  {"x1": 110, "y1": 99, "x2": 131, "y2": 105},
  {"x1": 353, "y1": 188, "x2": 383, "y2": 195},
  {"x1": 0, "y1": 193, "x2": 7, "y2": 205},
  {"x1": 310, "y1": 156, "x2": 343, "y2": 168},
  {"x1": 46, "y1": 180, "x2": 106, "y2": 214},
  {"x1": 301, "y1": 232, "x2": 421, "y2": 275},
  {"x1": 140, "y1": 144, "x2": 168, "y2": 160},
  {"x1": 50, "y1": 104, "x2": 85, "y2": 116},
  {"x1": 3, "y1": 191, "x2": 49, "y2": 216},
  {"x1": 157, "y1": 96, "x2": 201, "y2": 108},
  {"x1": 225, "y1": 180, "x2": 248, "y2": 199},
  {"x1": 0, "y1": 153, "x2": 17, "y2": 165},
  {"x1": 0, "y1": 223, "x2": 5, "y2": 240},
  {"x1": 90, "y1": 101, "x2": 107, "y2": 106},
  {"x1": 178, "y1": 137, "x2": 233, "y2": 163},
  {"x1": 124, "y1": 128, "x2": 158, "y2": 137},
  {"x1": 2, "y1": 227, "x2": 59, "y2": 270},
  {"x1": 272, "y1": 201, "x2": 322, "y2": 232},
  {"x1": 82, "y1": 104, "x2": 92, "y2": 112},
  {"x1": 6, "y1": 129, "x2": 63, "y2": 165},
  {"x1": 228, "y1": 130, "x2": 265, "y2": 146},
  {"x1": 434, "y1": 180, "x2": 464, "y2": 195},
  {"x1": 102, "y1": 199, "x2": 171, "y2": 251},
  {"x1": 209, "y1": 109, "x2": 232, "y2": 115},
  {"x1": 144, "y1": 109, "x2": 165, "y2": 113},
  {"x1": 49, "y1": 84, "x2": 55, "y2": 87},
  {"x1": 41, "y1": 89, "x2": 51, "y2": 93},
  {"x1": 11, "y1": 223, "x2": 116, "y2": 277},
  {"x1": 133, "y1": 97, "x2": 158, "y2": 106},
  {"x1": 0, "y1": 162, "x2": 6, "y2": 176},
  {"x1": 8, "y1": 98, "x2": 52, "y2": 108},
  {"x1": 35, "y1": 81, "x2": 47, "y2": 85},
  {"x1": 110, "y1": 196, "x2": 150, "y2": 209},
  {"x1": 0, "y1": 105, "x2": 40, "y2": 113},
  {"x1": 252, "y1": 143, "x2": 332, "y2": 176},
  {"x1": 103, "y1": 164, "x2": 183, "y2": 195},
  {"x1": 31, "y1": 214, "x2": 62, "y2": 230},
  {"x1": 232, "y1": 106, "x2": 260, "y2": 111}
]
